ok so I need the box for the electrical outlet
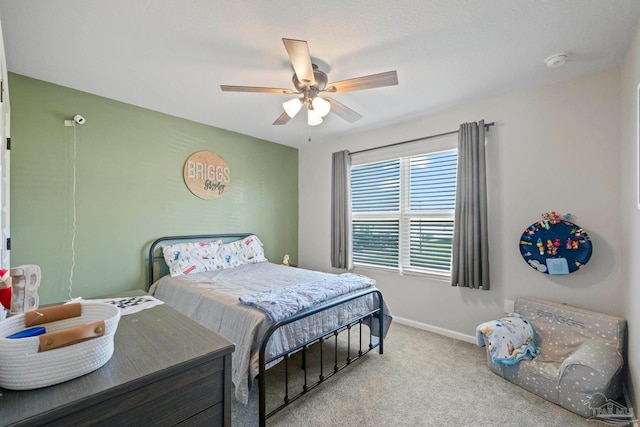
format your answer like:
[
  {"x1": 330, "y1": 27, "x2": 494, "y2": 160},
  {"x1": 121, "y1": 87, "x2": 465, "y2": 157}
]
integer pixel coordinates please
[
  {"x1": 64, "y1": 120, "x2": 75, "y2": 127},
  {"x1": 504, "y1": 299, "x2": 515, "y2": 313}
]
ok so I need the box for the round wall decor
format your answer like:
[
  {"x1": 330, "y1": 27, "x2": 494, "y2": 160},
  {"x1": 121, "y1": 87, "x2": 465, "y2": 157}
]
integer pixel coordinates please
[
  {"x1": 519, "y1": 212, "x2": 592, "y2": 274},
  {"x1": 183, "y1": 151, "x2": 231, "y2": 200}
]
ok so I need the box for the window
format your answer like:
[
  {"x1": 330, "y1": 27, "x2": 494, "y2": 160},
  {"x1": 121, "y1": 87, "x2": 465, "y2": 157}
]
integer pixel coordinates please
[{"x1": 351, "y1": 139, "x2": 457, "y2": 278}]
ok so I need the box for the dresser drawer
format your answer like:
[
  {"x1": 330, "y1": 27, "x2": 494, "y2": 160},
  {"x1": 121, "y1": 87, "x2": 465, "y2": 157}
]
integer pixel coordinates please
[
  {"x1": 39, "y1": 358, "x2": 224, "y2": 426},
  {"x1": 177, "y1": 403, "x2": 224, "y2": 426}
]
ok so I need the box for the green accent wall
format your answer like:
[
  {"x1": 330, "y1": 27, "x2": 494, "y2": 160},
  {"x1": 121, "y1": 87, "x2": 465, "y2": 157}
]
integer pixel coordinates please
[{"x1": 9, "y1": 73, "x2": 298, "y2": 304}]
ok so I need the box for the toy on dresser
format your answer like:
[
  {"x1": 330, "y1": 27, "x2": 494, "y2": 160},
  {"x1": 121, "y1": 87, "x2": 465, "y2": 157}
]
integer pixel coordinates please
[
  {"x1": 0, "y1": 269, "x2": 11, "y2": 320},
  {"x1": 9, "y1": 265, "x2": 41, "y2": 315}
]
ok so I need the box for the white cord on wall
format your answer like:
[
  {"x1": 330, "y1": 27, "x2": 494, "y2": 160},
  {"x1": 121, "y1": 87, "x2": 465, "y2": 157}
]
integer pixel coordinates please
[
  {"x1": 64, "y1": 114, "x2": 86, "y2": 301},
  {"x1": 68, "y1": 124, "x2": 77, "y2": 300}
]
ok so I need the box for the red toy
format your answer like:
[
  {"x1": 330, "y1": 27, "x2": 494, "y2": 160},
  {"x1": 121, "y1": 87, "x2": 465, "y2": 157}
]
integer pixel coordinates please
[{"x1": 0, "y1": 268, "x2": 11, "y2": 310}]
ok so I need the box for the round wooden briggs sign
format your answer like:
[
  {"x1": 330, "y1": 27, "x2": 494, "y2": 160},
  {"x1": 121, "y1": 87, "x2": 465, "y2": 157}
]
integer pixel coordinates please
[{"x1": 183, "y1": 151, "x2": 231, "y2": 200}]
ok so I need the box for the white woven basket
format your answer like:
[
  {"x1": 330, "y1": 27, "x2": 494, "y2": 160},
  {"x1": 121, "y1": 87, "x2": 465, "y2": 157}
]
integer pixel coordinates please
[{"x1": 0, "y1": 302, "x2": 121, "y2": 390}]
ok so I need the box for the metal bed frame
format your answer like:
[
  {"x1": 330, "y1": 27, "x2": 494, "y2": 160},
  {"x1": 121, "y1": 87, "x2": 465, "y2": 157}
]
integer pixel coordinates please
[{"x1": 148, "y1": 233, "x2": 385, "y2": 427}]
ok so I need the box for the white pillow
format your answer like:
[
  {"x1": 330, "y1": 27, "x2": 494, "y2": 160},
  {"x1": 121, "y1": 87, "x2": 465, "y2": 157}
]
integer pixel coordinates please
[
  {"x1": 162, "y1": 241, "x2": 222, "y2": 277},
  {"x1": 239, "y1": 235, "x2": 267, "y2": 264},
  {"x1": 216, "y1": 235, "x2": 267, "y2": 269},
  {"x1": 216, "y1": 239, "x2": 243, "y2": 269}
]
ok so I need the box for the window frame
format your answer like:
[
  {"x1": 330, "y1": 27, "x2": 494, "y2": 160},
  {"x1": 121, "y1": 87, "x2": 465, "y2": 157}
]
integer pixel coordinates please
[{"x1": 350, "y1": 135, "x2": 458, "y2": 280}]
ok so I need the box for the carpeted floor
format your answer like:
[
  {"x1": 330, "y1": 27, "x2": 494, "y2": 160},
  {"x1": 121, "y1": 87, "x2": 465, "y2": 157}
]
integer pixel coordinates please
[{"x1": 232, "y1": 323, "x2": 614, "y2": 426}]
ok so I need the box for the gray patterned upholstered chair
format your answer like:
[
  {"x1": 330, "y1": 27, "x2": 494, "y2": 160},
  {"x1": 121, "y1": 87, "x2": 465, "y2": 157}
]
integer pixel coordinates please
[{"x1": 481, "y1": 297, "x2": 626, "y2": 418}]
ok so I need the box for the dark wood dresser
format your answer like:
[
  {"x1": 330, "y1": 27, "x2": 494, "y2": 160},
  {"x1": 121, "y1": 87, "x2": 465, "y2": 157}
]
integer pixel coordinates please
[{"x1": 0, "y1": 295, "x2": 235, "y2": 426}]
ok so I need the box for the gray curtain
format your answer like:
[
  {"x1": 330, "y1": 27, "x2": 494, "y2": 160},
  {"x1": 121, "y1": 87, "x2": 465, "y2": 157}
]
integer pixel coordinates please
[
  {"x1": 451, "y1": 120, "x2": 490, "y2": 290},
  {"x1": 331, "y1": 150, "x2": 352, "y2": 269}
]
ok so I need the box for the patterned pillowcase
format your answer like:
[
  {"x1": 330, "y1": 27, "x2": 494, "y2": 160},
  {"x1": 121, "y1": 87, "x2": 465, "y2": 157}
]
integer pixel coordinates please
[
  {"x1": 163, "y1": 241, "x2": 222, "y2": 277},
  {"x1": 238, "y1": 235, "x2": 267, "y2": 264},
  {"x1": 215, "y1": 239, "x2": 244, "y2": 269},
  {"x1": 215, "y1": 235, "x2": 268, "y2": 269}
]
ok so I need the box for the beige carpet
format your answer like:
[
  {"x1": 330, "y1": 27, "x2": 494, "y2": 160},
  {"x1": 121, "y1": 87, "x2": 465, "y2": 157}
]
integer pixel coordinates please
[{"x1": 232, "y1": 322, "x2": 614, "y2": 427}]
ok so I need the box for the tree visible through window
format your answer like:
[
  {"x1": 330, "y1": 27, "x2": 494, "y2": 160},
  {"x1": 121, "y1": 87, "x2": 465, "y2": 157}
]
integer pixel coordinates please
[{"x1": 351, "y1": 148, "x2": 457, "y2": 277}]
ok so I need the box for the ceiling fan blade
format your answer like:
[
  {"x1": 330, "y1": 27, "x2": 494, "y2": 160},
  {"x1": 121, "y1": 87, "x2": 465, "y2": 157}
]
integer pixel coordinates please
[
  {"x1": 273, "y1": 111, "x2": 292, "y2": 125},
  {"x1": 325, "y1": 98, "x2": 363, "y2": 123},
  {"x1": 282, "y1": 38, "x2": 316, "y2": 87},
  {"x1": 324, "y1": 70, "x2": 398, "y2": 94},
  {"x1": 220, "y1": 85, "x2": 297, "y2": 94}
]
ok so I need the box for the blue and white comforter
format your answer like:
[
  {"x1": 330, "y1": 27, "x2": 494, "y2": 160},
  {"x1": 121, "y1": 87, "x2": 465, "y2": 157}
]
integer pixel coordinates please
[{"x1": 239, "y1": 273, "x2": 374, "y2": 322}]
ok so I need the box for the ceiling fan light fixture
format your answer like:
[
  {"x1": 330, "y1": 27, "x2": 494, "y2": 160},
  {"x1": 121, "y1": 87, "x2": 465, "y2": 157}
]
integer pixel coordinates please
[
  {"x1": 283, "y1": 98, "x2": 303, "y2": 118},
  {"x1": 221, "y1": 38, "x2": 398, "y2": 127},
  {"x1": 307, "y1": 107, "x2": 323, "y2": 126},
  {"x1": 311, "y1": 96, "x2": 331, "y2": 118}
]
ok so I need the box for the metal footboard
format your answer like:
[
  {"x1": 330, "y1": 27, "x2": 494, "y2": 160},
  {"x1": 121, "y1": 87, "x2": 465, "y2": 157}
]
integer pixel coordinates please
[{"x1": 258, "y1": 288, "x2": 384, "y2": 427}]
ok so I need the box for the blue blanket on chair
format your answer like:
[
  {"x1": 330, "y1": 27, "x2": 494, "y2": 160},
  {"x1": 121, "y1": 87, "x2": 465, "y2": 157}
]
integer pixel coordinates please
[
  {"x1": 476, "y1": 314, "x2": 540, "y2": 365},
  {"x1": 238, "y1": 273, "x2": 374, "y2": 323}
]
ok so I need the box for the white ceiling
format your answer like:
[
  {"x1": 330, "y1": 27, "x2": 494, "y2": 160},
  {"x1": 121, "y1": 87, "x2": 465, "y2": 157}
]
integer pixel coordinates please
[{"x1": 0, "y1": 0, "x2": 638, "y2": 149}]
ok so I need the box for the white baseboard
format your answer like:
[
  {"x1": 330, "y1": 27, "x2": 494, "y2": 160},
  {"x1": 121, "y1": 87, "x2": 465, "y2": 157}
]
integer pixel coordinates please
[{"x1": 392, "y1": 316, "x2": 476, "y2": 344}]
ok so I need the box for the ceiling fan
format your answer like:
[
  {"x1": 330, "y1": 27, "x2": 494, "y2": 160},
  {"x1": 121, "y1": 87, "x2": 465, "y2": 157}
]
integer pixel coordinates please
[{"x1": 220, "y1": 38, "x2": 398, "y2": 126}]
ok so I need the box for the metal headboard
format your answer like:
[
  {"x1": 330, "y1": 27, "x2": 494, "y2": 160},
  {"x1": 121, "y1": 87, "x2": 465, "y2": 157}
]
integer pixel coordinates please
[{"x1": 147, "y1": 232, "x2": 254, "y2": 289}]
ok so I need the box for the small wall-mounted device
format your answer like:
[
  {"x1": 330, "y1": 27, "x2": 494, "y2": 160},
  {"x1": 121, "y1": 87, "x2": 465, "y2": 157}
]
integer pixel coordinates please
[
  {"x1": 64, "y1": 114, "x2": 87, "y2": 126},
  {"x1": 544, "y1": 53, "x2": 568, "y2": 68}
]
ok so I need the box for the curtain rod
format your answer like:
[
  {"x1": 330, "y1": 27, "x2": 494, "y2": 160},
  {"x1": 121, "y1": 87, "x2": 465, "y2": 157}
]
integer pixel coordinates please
[{"x1": 350, "y1": 121, "x2": 495, "y2": 155}]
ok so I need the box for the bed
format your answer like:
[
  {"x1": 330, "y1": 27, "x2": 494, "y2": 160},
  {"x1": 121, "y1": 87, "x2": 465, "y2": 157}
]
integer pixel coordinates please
[{"x1": 147, "y1": 233, "x2": 392, "y2": 426}]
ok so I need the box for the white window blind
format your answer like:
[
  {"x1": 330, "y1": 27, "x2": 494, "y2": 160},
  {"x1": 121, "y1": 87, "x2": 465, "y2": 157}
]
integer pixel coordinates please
[{"x1": 351, "y1": 139, "x2": 457, "y2": 277}]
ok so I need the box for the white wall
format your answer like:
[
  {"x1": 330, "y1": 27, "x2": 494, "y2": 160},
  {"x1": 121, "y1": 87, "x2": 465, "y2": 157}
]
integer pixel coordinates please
[
  {"x1": 299, "y1": 67, "x2": 623, "y2": 339},
  {"x1": 620, "y1": 17, "x2": 640, "y2": 415}
]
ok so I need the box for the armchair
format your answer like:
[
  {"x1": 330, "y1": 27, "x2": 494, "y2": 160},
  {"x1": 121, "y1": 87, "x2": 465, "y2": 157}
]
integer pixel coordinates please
[{"x1": 477, "y1": 297, "x2": 626, "y2": 418}]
